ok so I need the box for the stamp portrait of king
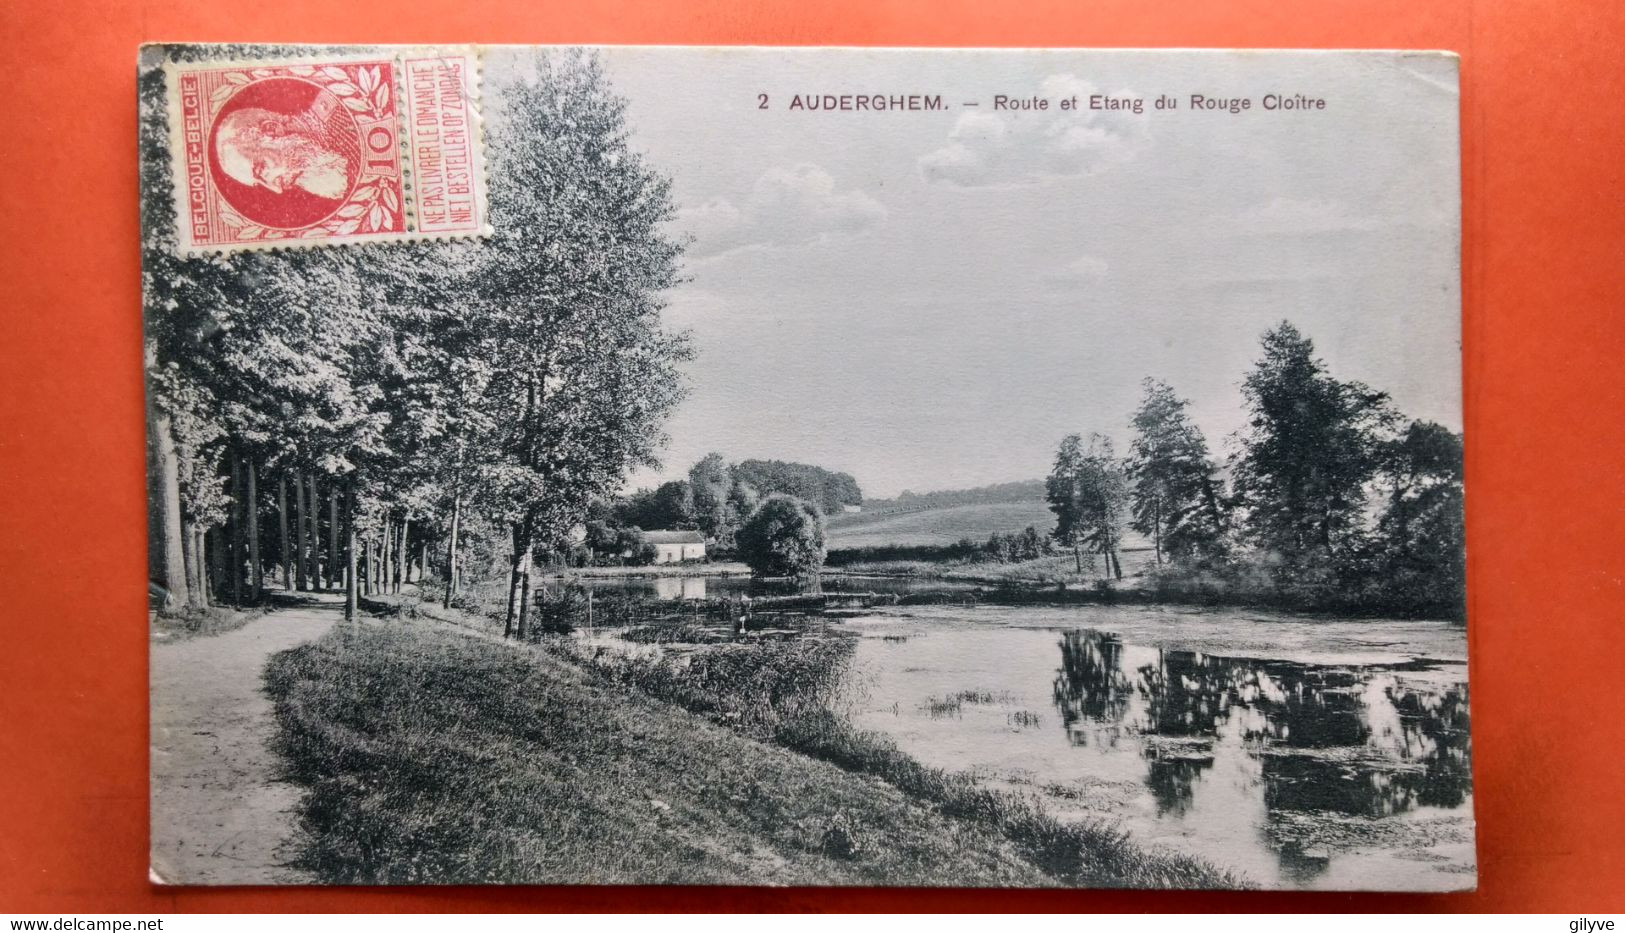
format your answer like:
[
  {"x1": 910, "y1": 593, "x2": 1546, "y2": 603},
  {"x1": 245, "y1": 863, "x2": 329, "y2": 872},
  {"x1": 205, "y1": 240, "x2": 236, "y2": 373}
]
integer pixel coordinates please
[
  {"x1": 169, "y1": 58, "x2": 413, "y2": 249},
  {"x1": 211, "y1": 80, "x2": 365, "y2": 224}
]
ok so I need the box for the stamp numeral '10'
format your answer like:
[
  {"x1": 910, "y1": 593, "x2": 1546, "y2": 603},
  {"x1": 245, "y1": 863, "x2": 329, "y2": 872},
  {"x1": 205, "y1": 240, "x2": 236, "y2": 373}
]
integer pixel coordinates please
[{"x1": 165, "y1": 49, "x2": 488, "y2": 253}]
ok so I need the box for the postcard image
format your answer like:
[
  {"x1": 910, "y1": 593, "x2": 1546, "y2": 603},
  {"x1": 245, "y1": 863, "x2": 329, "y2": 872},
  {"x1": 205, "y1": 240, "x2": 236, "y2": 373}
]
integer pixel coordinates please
[{"x1": 141, "y1": 44, "x2": 1470, "y2": 890}]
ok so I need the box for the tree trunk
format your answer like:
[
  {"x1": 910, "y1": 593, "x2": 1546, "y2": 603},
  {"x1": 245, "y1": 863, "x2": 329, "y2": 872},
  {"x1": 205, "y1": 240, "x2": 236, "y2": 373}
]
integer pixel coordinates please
[
  {"x1": 381, "y1": 514, "x2": 393, "y2": 596},
  {"x1": 503, "y1": 571, "x2": 519, "y2": 638},
  {"x1": 516, "y1": 545, "x2": 534, "y2": 641},
  {"x1": 398, "y1": 514, "x2": 411, "y2": 593},
  {"x1": 277, "y1": 474, "x2": 290, "y2": 592},
  {"x1": 504, "y1": 522, "x2": 526, "y2": 638},
  {"x1": 147, "y1": 406, "x2": 190, "y2": 615},
  {"x1": 328, "y1": 486, "x2": 340, "y2": 590},
  {"x1": 345, "y1": 483, "x2": 358, "y2": 621},
  {"x1": 229, "y1": 453, "x2": 243, "y2": 608},
  {"x1": 307, "y1": 474, "x2": 323, "y2": 590},
  {"x1": 1202, "y1": 474, "x2": 1225, "y2": 530},
  {"x1": 180, "y1": 519, "x2": 202, "y2": 611},
  {"x1": 207, "y1": 525, "x2": 225, "y2": 606},
  {"x1": 1111, "y1": 550, "x2": 1123, "y2": 580},
  {"x1": 1073, "y1": 544, "x2": 1082, "y2": 575},
  {"x1": 1152, "y1": 511, "x2": 1163, "y2": 566},
  {"x1": 361, "y1": 535, "x2": 371, "y2": 596},
  {"x1": 192, "y1": 523, "x2": 211, "y2": 608},
  {"x1": 444, "y1": 441, "x2": 468, "y2": 605},
  {"x1": 293, "y1": 476, "x2": 307, "y2": 591},
  {"x1": 246, "y1": 460, "x2": 261, "y2": 602}
]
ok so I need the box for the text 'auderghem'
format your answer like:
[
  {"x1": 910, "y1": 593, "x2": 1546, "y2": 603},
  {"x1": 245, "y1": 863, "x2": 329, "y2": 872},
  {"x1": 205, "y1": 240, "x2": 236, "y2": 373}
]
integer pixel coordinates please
[{"x1": 785, "y1": 93, "x2": 945, "y2": 111}]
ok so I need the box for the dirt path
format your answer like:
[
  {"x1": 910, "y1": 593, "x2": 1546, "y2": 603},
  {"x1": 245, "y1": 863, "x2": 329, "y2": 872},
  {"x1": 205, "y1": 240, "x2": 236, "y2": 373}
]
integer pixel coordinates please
[{"x1": 149, "y1": 596, "x2": 339, "y2": 884}]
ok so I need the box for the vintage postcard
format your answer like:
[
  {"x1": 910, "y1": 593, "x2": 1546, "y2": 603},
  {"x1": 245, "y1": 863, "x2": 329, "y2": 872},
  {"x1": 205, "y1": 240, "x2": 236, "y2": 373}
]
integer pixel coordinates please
[{"x1": 141, "y1": 45, "x2": 1470, "y2": 890}]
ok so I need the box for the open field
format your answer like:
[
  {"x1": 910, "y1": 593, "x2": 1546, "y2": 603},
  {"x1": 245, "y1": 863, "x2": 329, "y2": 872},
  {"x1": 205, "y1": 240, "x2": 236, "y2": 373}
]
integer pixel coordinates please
[
  {"x1": 826, "y1": 501, "x2": 1057, "y2": 549},
  {"x1": 824, "y1": 495, "x2": 1158, "y2": 585}
]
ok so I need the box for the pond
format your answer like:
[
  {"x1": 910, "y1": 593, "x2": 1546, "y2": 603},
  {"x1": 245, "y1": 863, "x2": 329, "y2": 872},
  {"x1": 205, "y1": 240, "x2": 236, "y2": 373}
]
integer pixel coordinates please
[
  {"x1": 841, "y1": 603, "x2": 1474, "y2": 891},
  {"x1": 564, "y1": 574, "x2": 1475, "y2": 890}
]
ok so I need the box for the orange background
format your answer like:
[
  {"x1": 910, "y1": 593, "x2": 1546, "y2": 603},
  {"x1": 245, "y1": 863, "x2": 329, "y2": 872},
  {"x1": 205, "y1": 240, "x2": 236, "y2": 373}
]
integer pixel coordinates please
[{"x1": 1, "y1": 0, "x2": 1621, "y2": 913}]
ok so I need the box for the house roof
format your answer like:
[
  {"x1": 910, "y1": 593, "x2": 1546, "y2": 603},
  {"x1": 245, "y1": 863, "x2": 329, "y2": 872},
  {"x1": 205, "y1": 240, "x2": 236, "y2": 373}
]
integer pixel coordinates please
[{"x1": 644, "y1": 530, "x2": 705, "y2": 544}]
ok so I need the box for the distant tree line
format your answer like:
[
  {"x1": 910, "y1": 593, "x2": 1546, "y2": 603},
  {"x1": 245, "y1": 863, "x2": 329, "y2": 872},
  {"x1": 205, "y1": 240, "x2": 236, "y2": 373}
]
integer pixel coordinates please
[
  {"x1": 863, "y1": 480, "x2": 1047, "y2": 514},
  {"x1": 733, "y1": 460, "x2": 862, "y2": 514},
  {"x1": 604, "y1": 454, "x2": 856, "y2": 557},
  {"x1": 1047, "y1": 322, "x2": 1465, "y2": 616}
]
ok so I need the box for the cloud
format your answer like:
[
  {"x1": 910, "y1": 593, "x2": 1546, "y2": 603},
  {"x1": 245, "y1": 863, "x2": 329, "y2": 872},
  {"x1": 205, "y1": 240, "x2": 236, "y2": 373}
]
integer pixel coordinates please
[
  {"x1": 1045, "y1": 254, "x2": 1110, "y2": 285},
  {"x1": 1235, "y1": 196, "x2": 1454, "y2": 236},
  {"x1": 680, "y1": 163, "x2": 886, "y2": 259},
  {"x1": 1233, "y1": 198, "x2": 1381, "y2": 235},
  {"x1": 918, "y1": 75, "x2": 1150, "y2": 188}
]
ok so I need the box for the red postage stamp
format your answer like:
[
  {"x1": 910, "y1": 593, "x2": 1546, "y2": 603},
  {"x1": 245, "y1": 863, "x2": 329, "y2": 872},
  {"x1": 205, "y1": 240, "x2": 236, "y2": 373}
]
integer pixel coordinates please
[{"x1": 165, "y1": 49, "x2": 488, "y2": 252}]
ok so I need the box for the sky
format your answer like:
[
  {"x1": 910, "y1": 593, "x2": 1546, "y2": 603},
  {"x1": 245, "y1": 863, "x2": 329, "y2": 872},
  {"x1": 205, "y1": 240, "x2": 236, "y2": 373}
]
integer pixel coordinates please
[{"x1": 487, "y1": 48, "x2": 1463, "y2": 500}]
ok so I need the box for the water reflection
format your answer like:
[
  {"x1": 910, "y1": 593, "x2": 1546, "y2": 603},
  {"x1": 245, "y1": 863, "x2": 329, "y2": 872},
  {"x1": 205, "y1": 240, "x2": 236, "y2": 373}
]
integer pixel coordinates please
[
  {"x1": 1053, "y1": 629, "x2": 1472, "y2": 868},
  {"x1": 573, "y1": 573, "x2": 977, "y2": 602},
  {"x1": 650, "y1": 576, "x2": 708, "y2": 601}
]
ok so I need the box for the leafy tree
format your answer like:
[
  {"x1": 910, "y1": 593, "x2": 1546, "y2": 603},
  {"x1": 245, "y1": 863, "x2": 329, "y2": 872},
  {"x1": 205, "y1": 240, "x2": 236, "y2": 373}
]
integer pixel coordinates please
[
  {"x1": 622, "y1": 529, "x2": 661, "y2": 567},
  {"x1": 736, "y1": 494, "x2": 827, "y2": 577},
  {"x1": 685, "y1": 452, "x2": 766, "y2": 552},
  {"x1": 1048, "y1": 435, "x2": 1090, "y2": 573},
  {"x1": 461, "y1": 50, "x2": 691, "y2": 636},
  {"x1": 647, "y1": 480, "x2": 697, "y2": 530},
  {"x1": 688, "y1": 453, "x2": 732, "y2": 535},
  {"x1": 1016, "y1": 525, "x2": 1049, "y2": 561},
  {"x1": 1374, "y1": 421, "x2": 1466, "y2": 611},
  {"x1": 725, "y1": 477, "x2": 761, "y2": 540},
  {"x1": 1232, "y1": 322, "x2": 1395, "y2": 565},
  {"x1": 583, "y1": 519, "x2": 618, "y2": 557},
  {"x1": 1126, "y1": 378, "x2": 1228, "y2": 563},
  {"x1": 1047, "y1": 433, "x2": 1129, "y2": 578}
]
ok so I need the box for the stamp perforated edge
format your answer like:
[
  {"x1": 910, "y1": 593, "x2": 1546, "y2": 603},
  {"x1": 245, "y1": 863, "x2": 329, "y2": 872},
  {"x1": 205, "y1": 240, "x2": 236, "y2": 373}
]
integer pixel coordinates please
[{"x1": 159, "y1": 45, "x2": 493, "y2": 256}]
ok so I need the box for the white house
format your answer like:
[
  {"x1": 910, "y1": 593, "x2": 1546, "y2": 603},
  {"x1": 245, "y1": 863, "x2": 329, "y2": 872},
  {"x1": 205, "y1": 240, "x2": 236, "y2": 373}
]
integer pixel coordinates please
[{"x1": 644, "y1": 530, "x2": 706, "y2": 564}]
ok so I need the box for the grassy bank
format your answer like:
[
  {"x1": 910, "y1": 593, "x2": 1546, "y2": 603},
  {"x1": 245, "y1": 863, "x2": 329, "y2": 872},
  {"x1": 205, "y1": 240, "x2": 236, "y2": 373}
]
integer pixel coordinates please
[
  {"x1": 267, "y1": 622, "x2": 1054, "y2": 884},
  {"x1": 572, "y1": 637, "x2": 1244, "y2": 888},
  {"x1": 265, "y1": 618, "x2": 1243, "y2": 887}
]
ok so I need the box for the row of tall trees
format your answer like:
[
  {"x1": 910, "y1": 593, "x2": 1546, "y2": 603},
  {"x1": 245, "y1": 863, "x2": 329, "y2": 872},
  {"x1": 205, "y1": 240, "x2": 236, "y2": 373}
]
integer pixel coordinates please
[
  {"x1": 1047, "y1": 322, "x2": 1465, "y2": 612},
  {"x1": 142, "y1": 50, "x2": 691, "y2": 638}
]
